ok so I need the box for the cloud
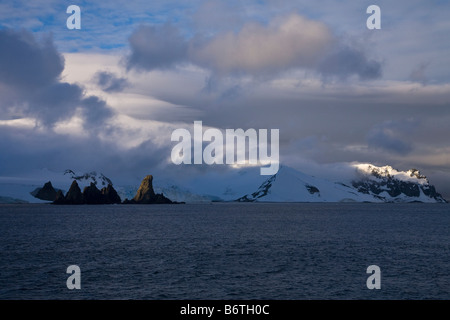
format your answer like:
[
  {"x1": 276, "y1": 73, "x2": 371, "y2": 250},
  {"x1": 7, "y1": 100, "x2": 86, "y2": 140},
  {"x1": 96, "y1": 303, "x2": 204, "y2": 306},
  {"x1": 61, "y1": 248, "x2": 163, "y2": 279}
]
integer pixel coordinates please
[
  {"x1": 94, "y1": 71, "x2": 129, "y2": 92},
  {"x1": 409, "y1": 61, "x2": 430, "y2": 85},
  {"x1": 126, "y1": 24, "x2": 188, "y2": 71},
  {"x1": 31, "y1": 82, "x2": 83, "y2": 126},
  {"x1": 80, "y1": 95, "x2": 114, "y2": 128},
  {"x1": 0, "y1": 124, "x2": 170, "y2": 185},
  {"x1": 192, "y1": 0, "x2": 243, "y2": 34},
  {"x1": 367, "y1": 119, "x2": 418, "y2": 155},
  {"x1": 190, "y1": 13, "x2": 333, "y2": 76},
  {"x1": 0, "y1": 29, "x2": 113, "y2": 129},
  {"x1": 318, "y1": 45, "x2": 382, "y2": 80},
  {"x1": 0, "y1": 29, "x2": 63, "y2": 89},
  {"x1": 125, "y1": 13, "x2": 382, "y2": 80}
]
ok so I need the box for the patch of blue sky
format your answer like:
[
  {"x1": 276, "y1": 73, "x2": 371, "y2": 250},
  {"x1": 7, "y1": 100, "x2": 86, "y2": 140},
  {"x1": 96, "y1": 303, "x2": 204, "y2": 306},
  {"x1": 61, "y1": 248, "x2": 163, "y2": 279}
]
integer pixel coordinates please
[{"x1": 0, "y1": 0, "x2": 195, "y2": 52}]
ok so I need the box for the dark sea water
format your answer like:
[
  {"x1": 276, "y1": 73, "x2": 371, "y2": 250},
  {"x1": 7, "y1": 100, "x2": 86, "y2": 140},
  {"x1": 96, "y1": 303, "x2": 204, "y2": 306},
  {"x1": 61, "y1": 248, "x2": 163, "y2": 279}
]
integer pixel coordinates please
[{"x1": 0, "y1": 203, "x2": 449, "y2": 300}]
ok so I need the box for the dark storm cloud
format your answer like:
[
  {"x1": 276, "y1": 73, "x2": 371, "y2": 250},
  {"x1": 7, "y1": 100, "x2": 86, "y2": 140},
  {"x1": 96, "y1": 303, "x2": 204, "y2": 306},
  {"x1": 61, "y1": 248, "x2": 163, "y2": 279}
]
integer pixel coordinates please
[
  {"x1": 0, "y1": 29, "x2": 63, "y2": 89},
  {"x1": 80, "y1": 96, "x2": 114, "y2": 128},
  {"x1": 94, "y1": 71, "x2": 129, "y2": 93},
  {"x1": 0, "y1": 29, "x2": 113, "y2": 128},
  {"x1": 126, "y1": 24, "x2": 188, "y2": 71},
  {"x1": 32, "y1": 82, "x2": 83, "y2": 126}
]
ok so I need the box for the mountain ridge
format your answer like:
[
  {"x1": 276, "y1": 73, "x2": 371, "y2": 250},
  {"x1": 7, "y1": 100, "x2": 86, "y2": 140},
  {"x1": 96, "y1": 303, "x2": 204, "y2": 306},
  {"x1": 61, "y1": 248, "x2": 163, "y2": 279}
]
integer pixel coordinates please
[
  {"x1": 237, "y1": 165, "x2": 447, "y2": 203},
  {"x1": 0, "y1": 164, "x2": 447, "y2": 204}
]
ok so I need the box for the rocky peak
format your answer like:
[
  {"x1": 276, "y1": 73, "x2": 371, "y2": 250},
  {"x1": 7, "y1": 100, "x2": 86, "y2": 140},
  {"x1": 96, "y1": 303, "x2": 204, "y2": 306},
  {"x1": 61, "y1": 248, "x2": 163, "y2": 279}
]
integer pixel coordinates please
[
  {"x1": 124, "y1": 175, "x2": 174, "y2": 204},
  {"x1": 53, "y1": 190, "x2": 66, "y2": 204},
  {"x1": 83, "y1": 182, "x2": 103, "y2": 204},
  {"x1": 64, "y1": 180, "x2": 84, "y2": 204},
  {"x1": 31, "y1": 181, "x2": 58, "y2": 201},
  {"x1": 352, "y1": 165, "x2": 446, "y2": 202},
  {"x1": 133, "y1": 175, "x2": 156, "y2": 203},
  {"x1": 407, "y1": 168, "x2": 428, "y2": 181},
  {"x1": 52, "y1": 180, "x2": 122, "y2": 205},
  {"x1": 101, "y1": 184, "x2": 122, "y2": 204}
]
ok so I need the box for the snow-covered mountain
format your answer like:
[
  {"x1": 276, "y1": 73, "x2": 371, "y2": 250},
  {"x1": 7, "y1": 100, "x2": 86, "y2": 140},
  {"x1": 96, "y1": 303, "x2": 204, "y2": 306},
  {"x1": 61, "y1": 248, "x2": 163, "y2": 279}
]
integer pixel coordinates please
[
  {"x1": 237, "y1": 166, "x2": 371, "y2": 202},
  {"x1": 63, "y1": 170, "x2": 113, "y2": 188},
  {"x1": 237, "y1": 165, "x2": 447, "y2": 203},
  {"x1": 351, "y1": 164, "x2": 446, "y2": 203}
]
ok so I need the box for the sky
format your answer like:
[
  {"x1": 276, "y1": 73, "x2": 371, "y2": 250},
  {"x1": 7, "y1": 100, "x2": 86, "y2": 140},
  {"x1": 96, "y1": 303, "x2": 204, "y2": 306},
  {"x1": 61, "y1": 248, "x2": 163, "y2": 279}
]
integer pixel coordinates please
[{"x1": 0, "y1": 0, "x2": 450, "y2": 198}]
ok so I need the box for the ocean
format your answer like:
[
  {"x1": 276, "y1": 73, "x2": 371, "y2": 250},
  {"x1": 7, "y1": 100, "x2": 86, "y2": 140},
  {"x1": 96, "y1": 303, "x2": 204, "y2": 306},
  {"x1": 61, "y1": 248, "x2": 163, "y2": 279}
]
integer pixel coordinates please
[{"x1": 0, "y1": 203, "x2": 448, "y2": 300}]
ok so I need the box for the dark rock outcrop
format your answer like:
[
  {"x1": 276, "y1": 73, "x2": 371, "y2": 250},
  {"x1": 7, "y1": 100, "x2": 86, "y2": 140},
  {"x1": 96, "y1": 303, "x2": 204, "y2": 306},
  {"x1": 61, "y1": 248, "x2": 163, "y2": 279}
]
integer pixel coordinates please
[
  {"x1": 83, "y1": 182, "x2": 104, "y2": 204},
  {"x1": 124, "y1": 175, "x2": 174, "y2": 204},
  {"x1": 101, "y1": 184, "x2": 122, "y2": 204},
  {"x1": 52, "y1": 180, "x2": 122, "y2": 205},
  {"x1": 64, "y1": 180, "x2": 84, "y2": 204},
  {"x1": 237, "y1": 174, "x2": 277, "y2": 202},
  {"x1": 52, "y1": 175, "x2": 178, "y2": 205},
  {"x1": 53, "y1": 190, "x2": 66, "y2": 204},
  {"x1": 31, "y1": 181, "x2": 62, "y2": 201},
  {"x1": 305, "y1": 185, "x2": 320, "y2": 194},
  {"x1": 133, "y1": 175, "x2": 156, "y2": 203}
]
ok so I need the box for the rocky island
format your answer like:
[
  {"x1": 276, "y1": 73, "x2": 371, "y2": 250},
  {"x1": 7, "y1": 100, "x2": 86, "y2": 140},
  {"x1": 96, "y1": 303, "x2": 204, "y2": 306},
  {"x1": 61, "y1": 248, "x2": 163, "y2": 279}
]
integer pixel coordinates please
[
  {"x1": 122, "y1": 175, "x2": 175, "y2": 204},
  {"x1": 30, "y1": 181, "x2": 62, "y2": 202},
  {"x1": 47, "y1": 174, "x2": 177, "y2": 205},
  {"x1": 52, "y1": 181, "x2": 122, "y2": 204}
]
